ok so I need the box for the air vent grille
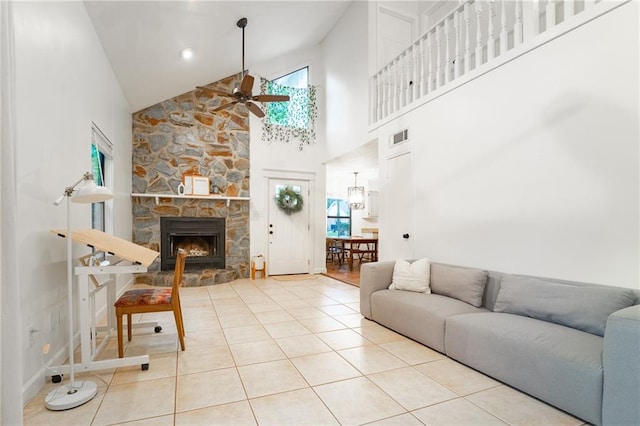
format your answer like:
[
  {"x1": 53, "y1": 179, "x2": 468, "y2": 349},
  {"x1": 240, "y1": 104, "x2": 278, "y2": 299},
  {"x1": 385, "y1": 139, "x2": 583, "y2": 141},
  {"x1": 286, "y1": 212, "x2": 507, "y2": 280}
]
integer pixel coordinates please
[{"x1": 392, "y1": 129, "x2": 409, "y2": 145}]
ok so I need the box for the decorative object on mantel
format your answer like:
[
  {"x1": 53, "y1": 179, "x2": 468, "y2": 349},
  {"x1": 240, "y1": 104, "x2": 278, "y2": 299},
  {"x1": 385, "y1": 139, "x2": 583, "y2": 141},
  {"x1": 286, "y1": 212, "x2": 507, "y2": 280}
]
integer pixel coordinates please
[
  {"x1": 348, "y1": 171, "x2": 365, "y2": 210},
  {"x1": 274, "y1": 185, "x2": 304, "y2": 215},
  {"x1": 260, "y1": 77, "x2": 317, "y2": 150},
  {"x1": 191, "y1": 176, "x2": 210, "y2": 195},
  {"x1": 181, "y1": 175, "x2": 209, "y2": 195}
]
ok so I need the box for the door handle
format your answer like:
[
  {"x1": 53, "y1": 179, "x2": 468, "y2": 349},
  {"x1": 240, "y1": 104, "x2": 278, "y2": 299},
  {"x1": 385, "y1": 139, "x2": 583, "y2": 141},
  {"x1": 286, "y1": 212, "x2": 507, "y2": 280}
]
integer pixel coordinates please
[{"x1": 402, "y1": 233, "x2": 410, "y2": 239}]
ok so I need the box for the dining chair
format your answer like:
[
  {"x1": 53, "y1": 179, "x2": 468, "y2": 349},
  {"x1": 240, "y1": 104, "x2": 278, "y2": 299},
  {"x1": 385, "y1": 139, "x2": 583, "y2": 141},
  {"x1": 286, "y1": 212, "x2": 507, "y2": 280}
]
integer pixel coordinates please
[
  {"x1": 354, "y1": 241, "x2": 377, "y2": 268},
  {"x1": 326, "y1": 238, "x2": 345, "y2": 264},
  {"x1": 114, "y1": 248, "x2": 187, "y2": 358}
]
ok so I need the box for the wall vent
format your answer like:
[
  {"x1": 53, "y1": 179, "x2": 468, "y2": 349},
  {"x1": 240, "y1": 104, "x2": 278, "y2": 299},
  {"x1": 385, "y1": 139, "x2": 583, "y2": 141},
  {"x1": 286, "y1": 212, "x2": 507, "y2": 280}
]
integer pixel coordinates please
[{"x1": 391, "y1": 129, "x2": 409, "y2": 145}]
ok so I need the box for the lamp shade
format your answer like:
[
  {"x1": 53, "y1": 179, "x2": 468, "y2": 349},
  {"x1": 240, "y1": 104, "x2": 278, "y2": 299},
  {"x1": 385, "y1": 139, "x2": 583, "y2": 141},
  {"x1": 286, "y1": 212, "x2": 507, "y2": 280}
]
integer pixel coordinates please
[
  {"x1": 347, "y1": 171, "x2": 365, "y2": 210},
  {"x1": 72, "y1": 179, "x2": 113, "y2": 204}
]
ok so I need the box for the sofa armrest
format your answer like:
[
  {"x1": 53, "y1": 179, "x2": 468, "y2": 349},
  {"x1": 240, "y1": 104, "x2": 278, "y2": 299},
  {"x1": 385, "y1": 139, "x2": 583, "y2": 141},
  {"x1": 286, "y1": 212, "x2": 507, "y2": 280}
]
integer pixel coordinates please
[
  {"x1": 602, "y1": 304, "x2": 640, "y2": 426},
  {"x1": 360, "y1": 261, "x2": 395, "y2": 319}
]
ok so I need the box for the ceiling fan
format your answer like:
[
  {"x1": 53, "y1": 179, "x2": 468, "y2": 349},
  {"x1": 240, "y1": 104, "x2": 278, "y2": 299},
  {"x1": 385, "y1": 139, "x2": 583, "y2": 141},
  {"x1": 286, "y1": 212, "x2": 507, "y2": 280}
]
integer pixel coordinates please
[{"x1": 197, "y1": 17, "x2": 290, "y2": 118}]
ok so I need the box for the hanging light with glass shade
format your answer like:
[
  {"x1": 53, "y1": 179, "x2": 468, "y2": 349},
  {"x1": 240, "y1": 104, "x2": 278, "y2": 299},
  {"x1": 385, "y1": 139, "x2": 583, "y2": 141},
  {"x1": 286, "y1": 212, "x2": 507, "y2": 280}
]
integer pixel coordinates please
[{"x1": 348, "y1": 171, "x2": 365, "y2": 210}]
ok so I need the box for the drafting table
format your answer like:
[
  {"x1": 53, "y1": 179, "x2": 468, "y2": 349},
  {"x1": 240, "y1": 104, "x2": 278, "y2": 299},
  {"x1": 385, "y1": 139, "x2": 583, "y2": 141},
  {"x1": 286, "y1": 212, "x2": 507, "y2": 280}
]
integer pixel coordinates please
[{"x1": 51, "y1": 229, "x2": 160, "y2": 374}]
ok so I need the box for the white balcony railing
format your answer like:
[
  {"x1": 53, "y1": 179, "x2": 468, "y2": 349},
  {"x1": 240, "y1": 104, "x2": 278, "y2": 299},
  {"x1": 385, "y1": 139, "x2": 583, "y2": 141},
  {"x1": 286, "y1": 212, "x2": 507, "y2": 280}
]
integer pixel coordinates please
[{"x1": 370, "y1": 0, "x2": 619, "y2": 126}]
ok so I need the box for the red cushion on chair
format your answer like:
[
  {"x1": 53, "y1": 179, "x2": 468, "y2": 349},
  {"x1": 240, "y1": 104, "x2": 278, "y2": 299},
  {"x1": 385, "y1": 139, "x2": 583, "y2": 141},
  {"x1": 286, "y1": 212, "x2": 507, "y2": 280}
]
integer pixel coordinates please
[{"x1": 114, "y1": 288, "x2": 173, "y2": 307}]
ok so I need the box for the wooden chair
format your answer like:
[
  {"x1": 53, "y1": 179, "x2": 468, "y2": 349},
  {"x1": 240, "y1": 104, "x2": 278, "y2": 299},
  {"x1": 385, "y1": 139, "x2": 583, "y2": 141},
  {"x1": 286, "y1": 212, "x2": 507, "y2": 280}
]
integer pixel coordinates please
[
  {"x1": 114, "y1": 249, "x2": 187, "y2": 358},
  {"x1": 353, "y1": 241, "x2": 378, "y2": 268},
  {"x1": 326, "y1": 238, "x2": 345, "y2": 264}
]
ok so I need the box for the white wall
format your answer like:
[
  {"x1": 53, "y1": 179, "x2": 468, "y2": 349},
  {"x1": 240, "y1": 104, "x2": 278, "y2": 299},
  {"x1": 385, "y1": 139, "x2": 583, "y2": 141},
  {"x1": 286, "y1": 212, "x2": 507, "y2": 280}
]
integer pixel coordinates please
[
  {"x1": 13, "y1": 2, "x2": 132, "y2": 402},
  {"x1": 249, "y1": 44, "x2": 328, "y2": 274},
  {"x1": 324, "y1": 1, "x2": 370, "y2": 160},
  {"x1": 249, "y1": 1, "x2": 369, "y2": 274},
  {"x1": 372, "y1": 3, "x2": 639, "y2": 288}
]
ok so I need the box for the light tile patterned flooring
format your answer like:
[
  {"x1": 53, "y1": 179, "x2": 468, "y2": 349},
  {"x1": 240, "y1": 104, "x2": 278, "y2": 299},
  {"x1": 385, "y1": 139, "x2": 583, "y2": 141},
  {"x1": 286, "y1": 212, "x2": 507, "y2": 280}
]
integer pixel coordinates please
[{"x1": 24, "y1": 275, "x2": 585, "y2": 425}]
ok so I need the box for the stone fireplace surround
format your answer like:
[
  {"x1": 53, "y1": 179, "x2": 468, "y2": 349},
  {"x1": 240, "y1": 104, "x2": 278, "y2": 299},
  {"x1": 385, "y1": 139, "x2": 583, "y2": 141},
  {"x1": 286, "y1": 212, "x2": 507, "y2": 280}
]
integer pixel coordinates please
[{"x1": 131, "y1": 74, "x2": 250, "y2": 286}]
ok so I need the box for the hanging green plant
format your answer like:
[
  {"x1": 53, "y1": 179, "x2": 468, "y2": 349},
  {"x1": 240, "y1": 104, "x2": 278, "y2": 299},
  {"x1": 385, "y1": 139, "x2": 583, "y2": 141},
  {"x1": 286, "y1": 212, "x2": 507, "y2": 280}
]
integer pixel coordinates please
[
  {"x1": 275, "y1": 186, "x2": 304, "y2": 215},
  {"x1": 260, "y1": 77, "x2": 318, "y2": 151}
]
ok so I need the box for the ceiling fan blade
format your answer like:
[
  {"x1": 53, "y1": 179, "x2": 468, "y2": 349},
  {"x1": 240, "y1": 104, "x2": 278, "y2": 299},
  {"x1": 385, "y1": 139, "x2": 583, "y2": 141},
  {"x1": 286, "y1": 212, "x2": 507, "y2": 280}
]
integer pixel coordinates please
[
  {"x1": 239, "y1": 74, "x2": 255, "y2": 95},
  {"x1": 253, "y1": 94, "x2": 290, "y2": 103},
  {"x1": 212, "y1": 100, "x2": 238, "y2": 112},
  {"x1": 196, "y1": 86, "x2": 232, "y2": 98},
  {"x1": 245, "y1": 101, "x2": 265, "y2": 118}
]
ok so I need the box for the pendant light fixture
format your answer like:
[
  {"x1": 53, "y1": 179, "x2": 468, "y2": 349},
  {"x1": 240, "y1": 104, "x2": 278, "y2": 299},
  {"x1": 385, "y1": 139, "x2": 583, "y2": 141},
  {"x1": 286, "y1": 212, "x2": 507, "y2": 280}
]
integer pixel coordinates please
[{"x1": 348, "y1": 171, "x2": 365, "y2": 210}]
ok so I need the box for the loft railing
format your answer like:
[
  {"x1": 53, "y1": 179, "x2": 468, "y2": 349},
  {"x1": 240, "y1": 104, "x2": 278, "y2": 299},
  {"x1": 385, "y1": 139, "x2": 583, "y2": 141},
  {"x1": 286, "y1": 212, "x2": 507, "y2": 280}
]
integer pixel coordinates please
[{"x1": 369, "y1": 0, "x2": 618, "y2": 126}]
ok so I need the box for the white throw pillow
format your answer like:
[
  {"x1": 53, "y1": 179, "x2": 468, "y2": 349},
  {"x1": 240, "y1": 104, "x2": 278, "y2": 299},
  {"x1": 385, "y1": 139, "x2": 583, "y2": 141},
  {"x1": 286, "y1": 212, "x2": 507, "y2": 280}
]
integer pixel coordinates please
[{"x1": 389, "y1": 258, "x2": 431, "y2": 293}]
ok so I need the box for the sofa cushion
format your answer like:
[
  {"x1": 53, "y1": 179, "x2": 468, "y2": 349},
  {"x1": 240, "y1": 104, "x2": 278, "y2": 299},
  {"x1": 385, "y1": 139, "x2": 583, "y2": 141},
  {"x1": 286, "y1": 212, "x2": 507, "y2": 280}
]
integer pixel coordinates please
[
  {"x1": 389, "y1": 258, "x2": 430, "y2": 293},
  {"x1": 445, "y1": 312, "x2": 604, "y2": 425},
  {"x1": 430, "y1": 264, "x2": 488, "y2": 307},
  {"x1": 494, "y1": 275, "x2": 636, "y2": 336},
  {"x1": 370, "y1": 289, "x2": 485, "y2": 353}
]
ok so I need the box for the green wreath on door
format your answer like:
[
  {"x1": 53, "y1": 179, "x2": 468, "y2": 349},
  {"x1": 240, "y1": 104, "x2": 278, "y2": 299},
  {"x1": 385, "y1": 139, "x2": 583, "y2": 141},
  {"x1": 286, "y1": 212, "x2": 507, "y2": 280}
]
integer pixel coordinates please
[{"x1": 275, "y1": 186, "x2": 304, "y2": 215}]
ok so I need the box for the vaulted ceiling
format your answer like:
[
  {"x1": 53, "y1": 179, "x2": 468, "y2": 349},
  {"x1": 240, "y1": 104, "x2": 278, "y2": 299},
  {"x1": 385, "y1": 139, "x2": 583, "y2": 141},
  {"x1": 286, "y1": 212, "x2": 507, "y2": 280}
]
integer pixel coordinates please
[{"x1": 85, "y1": 1, "x2": 352, "y2": 112}]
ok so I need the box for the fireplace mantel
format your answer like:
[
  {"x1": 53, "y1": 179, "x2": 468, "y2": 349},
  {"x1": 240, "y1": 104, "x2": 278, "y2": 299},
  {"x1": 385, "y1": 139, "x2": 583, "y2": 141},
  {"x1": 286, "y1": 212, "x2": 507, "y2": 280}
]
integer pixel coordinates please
[{"x1": 132, "y1": 193, "x2": 250, "y2": 206}]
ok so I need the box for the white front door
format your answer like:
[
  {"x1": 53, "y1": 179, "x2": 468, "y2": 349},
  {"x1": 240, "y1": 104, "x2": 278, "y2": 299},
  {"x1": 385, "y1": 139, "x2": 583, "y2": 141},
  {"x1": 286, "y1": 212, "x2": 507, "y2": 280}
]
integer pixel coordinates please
[
  {"x1": 268, "y1": 179, "x2": 310, "y2": 275},
  {"x1": 385, "y1": 151, "x2": 413, "y2": 260}
]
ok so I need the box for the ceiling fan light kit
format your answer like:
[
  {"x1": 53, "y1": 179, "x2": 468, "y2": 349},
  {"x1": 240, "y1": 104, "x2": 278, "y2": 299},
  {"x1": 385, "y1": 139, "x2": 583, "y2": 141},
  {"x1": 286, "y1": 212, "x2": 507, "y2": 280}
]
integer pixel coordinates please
[{"x1": 196, "y1": 17, "x2": 290, "y2": 118}]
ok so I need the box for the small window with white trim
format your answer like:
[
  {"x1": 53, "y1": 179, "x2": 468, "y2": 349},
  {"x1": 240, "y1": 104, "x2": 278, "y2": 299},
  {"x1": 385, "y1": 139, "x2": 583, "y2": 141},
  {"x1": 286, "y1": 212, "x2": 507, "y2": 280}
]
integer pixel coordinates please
[{"x1": 90, "y1": 123, "x2": 113, "y2": 233}]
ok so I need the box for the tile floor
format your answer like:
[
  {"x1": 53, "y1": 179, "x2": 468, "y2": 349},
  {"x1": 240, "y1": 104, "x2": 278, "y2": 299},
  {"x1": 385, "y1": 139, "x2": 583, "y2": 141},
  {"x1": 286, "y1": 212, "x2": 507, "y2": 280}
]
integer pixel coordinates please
[{"x1": 23, "y1": 275, "x2": 585, "y2": 425}]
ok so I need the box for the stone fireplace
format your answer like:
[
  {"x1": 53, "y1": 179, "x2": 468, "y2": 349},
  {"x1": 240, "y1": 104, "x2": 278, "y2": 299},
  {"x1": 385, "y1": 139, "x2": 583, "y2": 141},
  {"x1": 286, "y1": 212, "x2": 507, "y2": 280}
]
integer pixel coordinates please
[
  {"x1": 131, "y1": 73, "x2": 250, "y2": 286},
  {"x1": 160, "y1": 217, "x2": 225, "y2": 271}
]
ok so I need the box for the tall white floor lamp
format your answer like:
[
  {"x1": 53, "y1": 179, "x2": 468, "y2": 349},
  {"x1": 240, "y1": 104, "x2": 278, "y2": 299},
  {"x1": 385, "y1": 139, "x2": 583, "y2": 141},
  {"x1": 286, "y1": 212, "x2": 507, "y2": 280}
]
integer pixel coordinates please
[{"x1": 46, "y1": 172, "x2": 113, "y2": 410}]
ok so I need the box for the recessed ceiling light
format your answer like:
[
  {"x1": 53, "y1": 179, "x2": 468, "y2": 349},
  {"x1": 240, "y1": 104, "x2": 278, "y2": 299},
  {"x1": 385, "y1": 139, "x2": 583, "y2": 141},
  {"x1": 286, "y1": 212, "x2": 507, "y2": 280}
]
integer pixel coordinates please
[{"x1": 180, "y1": 48, "x2": 193, "y2": 60}]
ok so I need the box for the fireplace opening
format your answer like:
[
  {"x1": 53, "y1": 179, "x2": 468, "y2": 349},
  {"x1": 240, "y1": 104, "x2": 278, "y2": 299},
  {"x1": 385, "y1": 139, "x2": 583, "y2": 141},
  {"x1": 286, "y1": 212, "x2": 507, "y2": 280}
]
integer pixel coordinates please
[{"x1": 160, "y1": 217, "x2": 225, "y2": 271}]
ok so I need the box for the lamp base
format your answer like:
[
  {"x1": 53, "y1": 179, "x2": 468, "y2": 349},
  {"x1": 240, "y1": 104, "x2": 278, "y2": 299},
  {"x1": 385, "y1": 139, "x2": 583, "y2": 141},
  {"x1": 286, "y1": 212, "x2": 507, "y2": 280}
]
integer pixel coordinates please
[{"x1": 45, "y1": 380, "x2": 98, "y2": 410}]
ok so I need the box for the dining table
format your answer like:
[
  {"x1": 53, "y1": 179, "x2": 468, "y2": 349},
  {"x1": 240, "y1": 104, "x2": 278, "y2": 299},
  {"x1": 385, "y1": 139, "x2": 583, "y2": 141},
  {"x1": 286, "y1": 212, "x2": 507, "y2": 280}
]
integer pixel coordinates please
[{"x1": 327, "y1": 236, "x2": 378, "y2": 270}]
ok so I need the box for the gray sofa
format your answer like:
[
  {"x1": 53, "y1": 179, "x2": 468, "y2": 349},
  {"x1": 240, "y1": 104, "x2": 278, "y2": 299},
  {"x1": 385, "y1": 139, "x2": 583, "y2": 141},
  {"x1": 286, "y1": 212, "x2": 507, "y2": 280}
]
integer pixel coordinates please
[{"x1": 360, "y1": 260, "x2": 640, "y2": 426}]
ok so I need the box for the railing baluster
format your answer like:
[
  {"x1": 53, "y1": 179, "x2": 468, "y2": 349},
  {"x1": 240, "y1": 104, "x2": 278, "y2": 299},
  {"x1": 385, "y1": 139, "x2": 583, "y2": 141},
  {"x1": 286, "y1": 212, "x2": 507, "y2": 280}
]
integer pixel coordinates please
[
  {"x1": 407, "y1": 47, "x2": 412, "y2": 104},
  {"x1": 454, "y1": 10, "x2": 461, "y2": 79},
  {"x1": 389, "y1": 62, "x2": 395, "y2": 114},
  {"x1": 546, "y1": 0, "x2": 557, "y2": 31},
  {"x1": 376, "y1": 73, "x2": 382, "y2": 121},
  {"x1": 413, "y1": 43, "x2": 419, "y2": 101},
  {"x1": 564, "y1": 0, "x2": 575, "y2": 21},
  {"x1": 436, "y1": 23, "x2": 443, "y2": 88},
  {"x1": 476, "y1": 1, "x2": 483, "y2": 68},
  {"x1": 500, "y1": 0, "x2": 508, "y2": 55},
  {"x1": 400, "y1": 50, "x2": 409, "y2": 108},
  {"x1": 444, "y1": 18, "x2": 451, "y2": 84},
  {"x1": 488, "y1": 0, "x2": 496, "y2": 60},
  {"x1": 514, "y1": 0, "x2": 523, "y2": 46},
  {"x1": 532, "y1": 0, "x2": 540, "y2": 36},
  {"x1": 393, "y1": 58, "x2": 399, "y2": 112},
  {"x1": 419, "y1": 36, "x2": 425, "y2": 97},
  {"x1": 464, "y1": 2, "x2": 471, "y2": 73},
  {"x1": 399, "y1": 52, "x2": 406, "y2": 108},
  {"x1": 427, "y1": 32, "x2": 434, "y2": 93},
  {"x1": 384, "y1": 66, "x2": 390, "y2": 117}
]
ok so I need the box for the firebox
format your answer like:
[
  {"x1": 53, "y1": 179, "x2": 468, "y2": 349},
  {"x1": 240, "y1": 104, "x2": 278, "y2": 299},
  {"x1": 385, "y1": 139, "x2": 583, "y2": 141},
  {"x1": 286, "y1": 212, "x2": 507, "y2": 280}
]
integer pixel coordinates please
[{"x1": 160, "y1": 217, "x2": 225, "y2": 271}]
